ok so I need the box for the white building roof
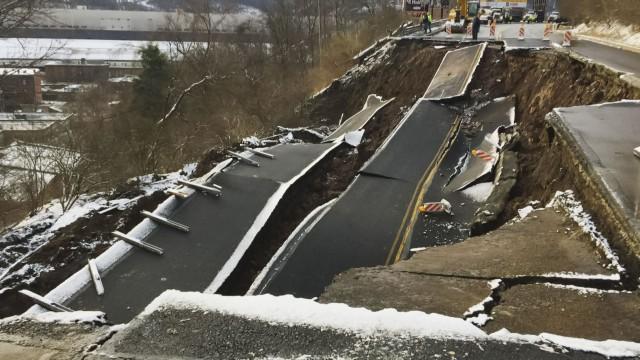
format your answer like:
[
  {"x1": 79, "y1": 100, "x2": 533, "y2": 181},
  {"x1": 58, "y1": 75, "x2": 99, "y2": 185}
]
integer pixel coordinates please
[
  {"x1": 0, "y1": 68, "x2": 41, "y2": 76},
  {"x1": 0, "y1": 38, "x2": 174, "y2": 62},
  {"x1": 0, "y1": 113, "x2": 72, "y2": 132}
]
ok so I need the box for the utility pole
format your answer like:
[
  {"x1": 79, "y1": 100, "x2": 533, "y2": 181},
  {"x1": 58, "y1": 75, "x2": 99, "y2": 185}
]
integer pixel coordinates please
[{"x1": 318, "y1": 0, "x2": 321, "y2": 66}]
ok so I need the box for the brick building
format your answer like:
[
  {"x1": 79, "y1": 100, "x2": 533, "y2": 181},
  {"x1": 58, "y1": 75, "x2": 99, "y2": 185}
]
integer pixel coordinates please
[
  {"x1": 44, "y1": 63, "x2": 110, "y2": 83},
  {"x1": 0, "y1": 68, "x2": 43, "y2": 112}
]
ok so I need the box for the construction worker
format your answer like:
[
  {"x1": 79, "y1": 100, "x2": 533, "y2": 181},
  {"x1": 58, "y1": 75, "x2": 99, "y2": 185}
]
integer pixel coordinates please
[
  {"x1": 421, "y1": 11, "x2": 431, "y2": 34},
  {"x1": 472, "y1": 13, "x2": 481, "y2": 40}
]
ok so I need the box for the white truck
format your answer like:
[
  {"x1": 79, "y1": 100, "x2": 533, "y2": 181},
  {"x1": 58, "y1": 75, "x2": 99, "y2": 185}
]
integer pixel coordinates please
[{"x1": 479, "y1": 0, "x2": 527, "y2": 21}]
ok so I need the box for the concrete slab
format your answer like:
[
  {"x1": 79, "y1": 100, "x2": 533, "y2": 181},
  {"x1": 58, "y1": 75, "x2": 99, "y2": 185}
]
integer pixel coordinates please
[
  {"x1": 504, "y1": 38, "x2": 552, "y2": 50},
  {"x1": 394, "y1": 208, "x2": 615, "y2": 278},
  {"x1": 0, "y1": 320, "x2": 107, "y2": 360},
  {"x1": 548, "y1": 101, "x2": 640, "y2": 257},
  {"x1": 95, "y1": 291, "x2": 606, "y2": 360},
  {"x1": 323, "y1": 94, "x2": 393, "y2": 143},
  {"x1": 423, "y1": 43, "x2": 487, "y2": 100},
  {"x1": 320, "y1": 267, "x2": 490, "y2": 318},
  {"x1": 485, "y1": 284, "x2": 640, "y2": 342},
  {"x1": 0, "y1": 342, "x2": 59, "y2": 360}
]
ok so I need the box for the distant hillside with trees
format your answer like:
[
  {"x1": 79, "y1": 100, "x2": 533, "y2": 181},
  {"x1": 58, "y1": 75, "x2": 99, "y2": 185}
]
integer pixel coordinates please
[{"x1": 47, "y1": 0, "x2": 267, "y2": 11}]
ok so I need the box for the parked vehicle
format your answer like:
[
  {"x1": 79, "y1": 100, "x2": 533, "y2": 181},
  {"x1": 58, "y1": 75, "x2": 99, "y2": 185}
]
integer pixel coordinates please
[
  {"x1": 490, "y1": 8, "x2": 504, "y2": 23},
  {"x1": 479, "y1": 7, "x2": 492, "y2": 24},
  {"x1": 523, "y1": 10, "x2": 537, "y2": 23},
  {"x1": 548, "y1": 11, "x2": 567, "y2": 23}
]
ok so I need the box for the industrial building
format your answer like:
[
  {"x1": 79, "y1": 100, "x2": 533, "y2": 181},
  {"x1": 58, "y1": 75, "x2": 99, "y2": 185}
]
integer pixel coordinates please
[{"x1": 27, "y1": 8, "x2": 263, "y2": 33}]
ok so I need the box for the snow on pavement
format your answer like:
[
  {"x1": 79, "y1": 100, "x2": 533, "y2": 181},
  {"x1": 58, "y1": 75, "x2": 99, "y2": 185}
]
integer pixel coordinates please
[
  {"x1": 1, "y1": 310, "x2": 107, "y2": 325},
  {"x1": 142, "y1": 290, "x2": 486, "y2": 339},
  {"x1": 461, "y1": 182, "x2": 494, "y2": 203},
  {"x1": 137, "y1": 290, "x2": 640, "y2": 358}
]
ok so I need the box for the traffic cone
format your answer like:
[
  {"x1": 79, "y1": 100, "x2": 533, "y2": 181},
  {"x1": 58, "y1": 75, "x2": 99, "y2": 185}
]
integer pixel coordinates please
[
  {"x1": 518, "y1": 22, "x2": 525, "y2": 40},
  {"x1": 471, "y1": 149, "x2": 495, "y2": 162},
  {"x1": 543, "y1": 23, "x2": 552, "y2": 41},
  {"x1": 419, "y1": 199, "x2": 453, "y2": 215},
  {"x1": 489, "y1": 20, "x2": 496, "y2": 39},
  {"x1": 562, "y1": 30, "x2": 572, "y2": 47}
]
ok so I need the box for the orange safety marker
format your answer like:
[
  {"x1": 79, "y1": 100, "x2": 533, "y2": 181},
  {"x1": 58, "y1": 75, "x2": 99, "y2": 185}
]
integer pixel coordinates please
[
  {"x1": 471, "y1": 149, "x2": 495, "y2": 162},
  {"x1": 518, "y1": 22, "x2": 525, "y2": 40},
  {"x1": 489, "y1": 20, "x2": 496, "y2": 39},
  {"x1": 419, "y1": 199, "x2": 453, "y2": 215},
  {"x1": 543, "y1": 23, "x2": 552, "y2": 41},
  {"x1": 563, "y1": 30, "x2": 572, "y2": 47}
]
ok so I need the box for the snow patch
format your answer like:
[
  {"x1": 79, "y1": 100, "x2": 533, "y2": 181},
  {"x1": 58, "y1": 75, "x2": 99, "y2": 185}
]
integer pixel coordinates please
[
  {"x1": 2, "y1": 310, "x2": 107, "y2": 325},
  {"x1": 517, "y1": 205, "x2": 535, "y2": 219},
  {"x1": 344, "y1": 130, "x2": 365, "y2": 147},
  {"x1": 547, "y1": 190, "x2": 625, "y2": 274},
  {"x1": 142, "y1": 290, "x2": 487, "y2": 339},
  {"x1": 541, "y1": 272, "x2": 620, "y2": 282},
  {"x1": 540, "y1": 333, "x2": 640, "y2": 358},
  {"x1": 492, "y1": 329, "x2": 640, "y2": 358},
  {"x1": 544, "y1": 283, "x2": 631, "y2": 295},
  {"x1": 461, "y1": 182, "x2": 494, "y2": 203}
]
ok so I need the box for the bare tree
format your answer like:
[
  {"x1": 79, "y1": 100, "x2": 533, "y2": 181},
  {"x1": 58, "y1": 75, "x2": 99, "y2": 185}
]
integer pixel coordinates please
[{"x1": 0, "y1": 0, "x2": 44, "y2": 33}]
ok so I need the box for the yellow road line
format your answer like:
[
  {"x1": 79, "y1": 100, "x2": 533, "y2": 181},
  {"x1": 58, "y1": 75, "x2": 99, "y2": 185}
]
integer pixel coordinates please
[{"x1": 385, "y1": 116, "x2": 462, "y2": 265}]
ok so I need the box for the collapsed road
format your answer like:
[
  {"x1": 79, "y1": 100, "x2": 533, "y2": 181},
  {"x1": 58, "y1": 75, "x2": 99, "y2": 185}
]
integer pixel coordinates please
[
  {"x1": 251, "y1": 44, "x2": 490, "y2": 298},
  {"x1": 37, "y1": 143, "x2": 339, "y2": 323},
  {"x1": 251, "y1": 100, "x2": 460, "y2": 298}
]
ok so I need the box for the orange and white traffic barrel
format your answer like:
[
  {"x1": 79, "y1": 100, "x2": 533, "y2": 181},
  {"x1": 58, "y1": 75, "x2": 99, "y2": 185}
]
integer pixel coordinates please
[
  {"x1": 471, "y1": 149, "x2": 495, "y2": 162},
  {"x1": 419, "y1": 199, "x2": 453, "y2": 215},
  {"x1": 518, "y1": 22, "x2": 525, "y2": 40},
  {"x1": 563, "y1": 30, "x2": 572, "y2": 47},
  {"x1": 489, "y1": 20, "x2": 496, "y2": 39},
  {"x1": 543, "y1": 23, "x2": 552, "y2": 41}
]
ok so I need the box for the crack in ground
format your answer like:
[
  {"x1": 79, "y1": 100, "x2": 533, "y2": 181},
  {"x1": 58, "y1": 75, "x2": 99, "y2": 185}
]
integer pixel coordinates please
[
  {"x1": 81, "y1": 325, "x2": 124, "y2": 359},
  {"x1": 392, "y1": 269, "x2": 626, "y2": 329}
]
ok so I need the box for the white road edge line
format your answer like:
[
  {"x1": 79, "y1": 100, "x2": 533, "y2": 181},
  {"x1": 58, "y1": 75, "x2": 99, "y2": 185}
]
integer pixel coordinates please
[
  {"x1": 26, "y1": 159, "x2": 234, "y2": 314},
  {"x1": 204, "y1": 142, "x2": 342, "y2": 294},
  {"x1": 246, "y1": 198, "x2": 337, "y2": 296}
]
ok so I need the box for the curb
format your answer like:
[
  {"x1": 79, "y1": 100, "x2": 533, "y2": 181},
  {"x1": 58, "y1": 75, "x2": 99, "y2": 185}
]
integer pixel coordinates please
[{"x1": 575, "y1": 33, "x2": 640, "y2": 55}]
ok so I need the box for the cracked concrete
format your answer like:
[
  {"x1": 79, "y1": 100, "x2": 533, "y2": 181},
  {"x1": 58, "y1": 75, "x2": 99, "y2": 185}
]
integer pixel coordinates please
[
  {"x1": 394, "y1": 208, "x2": 616, "y2": 279},
  {"x1": 0, "y1": 319, "x2": 108, "y2": 360},
  {"x1": 486, "y1": 284, "x2": 640, "y2": 342},
  {"x1": 321, "y1": 207, "x2": 639, "y2": 341},
  {"x1": 320, "y1": 268, "x2": 491, "y2": 317}
]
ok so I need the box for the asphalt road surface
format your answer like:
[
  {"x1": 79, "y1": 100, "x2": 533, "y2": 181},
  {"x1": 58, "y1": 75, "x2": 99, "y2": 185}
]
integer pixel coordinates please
[
  {"x1": 323, "y1": 95, "x2": 393, "y2": 143},
  {"x1": 407, "y1": 97, "x2": 515, "y2": 259},
  {"x1": 106, "y1": 307, "x2": 610, "y2": 360},
  {"x1": 66, "y1": 143, "x2": 336, "y2": 323},
  {"x1": 258, "y1": 100, "x2": 459, "y2": 298},
  {"x1": 550, "y1": 101, "x2": 640, "y2": 226},
  {"x1": 568, "y1": 39, "x2": 640, "y2": 76},
  {"x1": 433, "y1": 23, "x2": 545, "y2": 41},
  {"x1": 423, "y1": 43, "x2": 486, "y2": 100}
]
